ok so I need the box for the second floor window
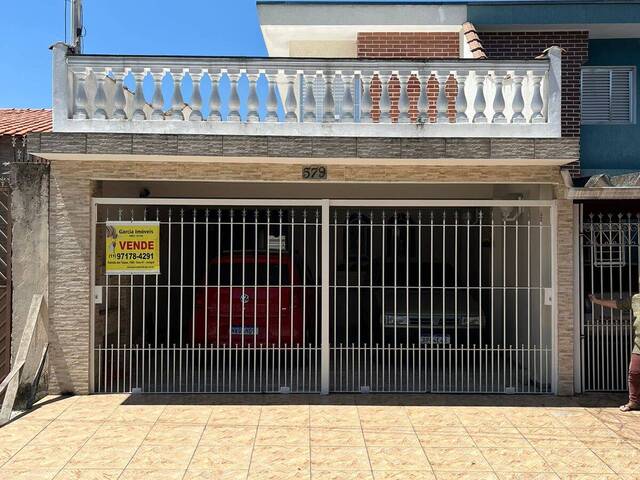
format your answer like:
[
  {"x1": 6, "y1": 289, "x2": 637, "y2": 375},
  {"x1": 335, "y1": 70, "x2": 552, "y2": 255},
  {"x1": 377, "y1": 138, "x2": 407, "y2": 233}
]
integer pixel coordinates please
[{"x1": 581, "y1": 66, "x2": 635, "y2": 124}]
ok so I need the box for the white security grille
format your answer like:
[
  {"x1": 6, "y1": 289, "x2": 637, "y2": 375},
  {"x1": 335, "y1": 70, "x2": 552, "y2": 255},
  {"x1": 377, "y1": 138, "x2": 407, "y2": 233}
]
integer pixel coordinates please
[
  {"x1": 329, "y1": 206, "x2": 553, "y2": 394},
  {"x1": 92, "y1": 199, "x2": 555, "y2": 394},
  {"x1": 581, "y1": 67, "x2": 635, "y2": 124},
  {"x1": 93, "y1": 202, "x2": 322, "y2": 393},
  {"x1": 580, "y1": 211, "x2": 639, "y2": 392}
]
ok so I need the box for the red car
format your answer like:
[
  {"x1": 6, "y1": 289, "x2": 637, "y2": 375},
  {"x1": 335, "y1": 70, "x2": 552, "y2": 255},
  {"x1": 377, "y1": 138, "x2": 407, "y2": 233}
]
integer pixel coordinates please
[{"x1": 193, "y1": 252, "x2": 305, "y2": 347}]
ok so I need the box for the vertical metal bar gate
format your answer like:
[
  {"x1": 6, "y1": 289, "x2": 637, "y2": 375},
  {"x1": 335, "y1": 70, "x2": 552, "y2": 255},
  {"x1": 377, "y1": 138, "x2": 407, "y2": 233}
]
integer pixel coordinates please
[
  {"x1": 580, "y1": 207, "x2": 638, "y2": 392},
  {"x1": 0, "y1": 183, "x2": 11, "y2": 384},
  {"x1": 92, "y1": 199, "x2": 555, "y2": 394}
]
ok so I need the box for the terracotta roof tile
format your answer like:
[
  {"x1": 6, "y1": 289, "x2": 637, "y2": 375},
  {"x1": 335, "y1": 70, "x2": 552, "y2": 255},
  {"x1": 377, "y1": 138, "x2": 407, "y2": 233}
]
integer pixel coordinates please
[{"x1": 0, "y1": 109, "x2": 52, "y2": 136}]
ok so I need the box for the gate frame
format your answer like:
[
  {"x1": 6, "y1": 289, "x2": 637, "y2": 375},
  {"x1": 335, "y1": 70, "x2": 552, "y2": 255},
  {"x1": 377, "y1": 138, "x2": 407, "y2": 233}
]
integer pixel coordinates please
[{"x1": 90, "y1": 197, "x2": 558, "y2": 395}]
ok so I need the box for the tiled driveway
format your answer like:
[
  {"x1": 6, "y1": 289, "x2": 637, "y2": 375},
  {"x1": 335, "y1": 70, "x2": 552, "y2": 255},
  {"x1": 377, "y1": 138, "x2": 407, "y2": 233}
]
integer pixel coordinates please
[{"x1": 0, "y1": 393, "x2": 639, "y2": 479}]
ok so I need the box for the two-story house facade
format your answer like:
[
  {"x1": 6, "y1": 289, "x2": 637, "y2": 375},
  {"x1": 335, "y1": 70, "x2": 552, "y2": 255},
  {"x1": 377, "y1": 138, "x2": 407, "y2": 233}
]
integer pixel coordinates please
[{"x1": 16, "y1": 0, "x2": 639, "y2": 398}]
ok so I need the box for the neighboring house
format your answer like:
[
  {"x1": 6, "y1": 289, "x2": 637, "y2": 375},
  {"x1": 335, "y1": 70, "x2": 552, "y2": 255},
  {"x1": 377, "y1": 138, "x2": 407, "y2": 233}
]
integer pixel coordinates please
[
  {"x1": 16, "y1": 0, "x2": 640, "y2": 398},
  {"x1": 0, "y1": 109, "x2": 51, "y2": 385}
]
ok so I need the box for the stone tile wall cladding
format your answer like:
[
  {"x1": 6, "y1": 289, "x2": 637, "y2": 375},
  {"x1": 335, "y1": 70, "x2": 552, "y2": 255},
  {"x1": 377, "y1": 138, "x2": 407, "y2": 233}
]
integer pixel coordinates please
[{"x1": 43, "y1": 153, "x2": 575, "y2": 395}]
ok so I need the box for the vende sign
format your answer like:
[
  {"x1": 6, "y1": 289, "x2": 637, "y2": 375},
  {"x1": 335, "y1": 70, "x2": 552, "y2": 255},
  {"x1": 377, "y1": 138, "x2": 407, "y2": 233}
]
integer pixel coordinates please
[{"x1": 105, "y1": 222, "x2": 160, "y2": 275}]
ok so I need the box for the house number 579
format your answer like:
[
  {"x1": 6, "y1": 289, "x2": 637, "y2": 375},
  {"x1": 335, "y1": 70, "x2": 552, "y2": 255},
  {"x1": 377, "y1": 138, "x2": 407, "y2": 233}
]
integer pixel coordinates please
[{"x1": 302, "y1": 165, "x2": 327, "y2": 180}]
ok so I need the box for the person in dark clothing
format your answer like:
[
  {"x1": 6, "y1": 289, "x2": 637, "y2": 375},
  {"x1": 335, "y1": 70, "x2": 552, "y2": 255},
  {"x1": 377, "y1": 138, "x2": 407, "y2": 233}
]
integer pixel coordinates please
[{"x1": 589, "y1": 294, "x2": 640, "y2": 412}]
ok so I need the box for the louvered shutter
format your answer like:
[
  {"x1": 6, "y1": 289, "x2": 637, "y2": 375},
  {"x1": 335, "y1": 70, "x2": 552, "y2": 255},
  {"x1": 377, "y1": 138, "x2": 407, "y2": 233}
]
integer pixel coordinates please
[{"x1": 581, "y1": 67, "x2": 634, "y2": 124}]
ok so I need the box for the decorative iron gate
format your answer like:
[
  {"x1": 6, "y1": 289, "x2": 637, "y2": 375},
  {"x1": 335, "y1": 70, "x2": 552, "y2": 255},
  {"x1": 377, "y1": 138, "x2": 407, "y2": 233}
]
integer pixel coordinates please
[
  {"x1": 93, "y1": 199, "x2": 555, "y2": 394},
  {"x1": 579, "y1": 208, "x2": 639, "y2": 392}
]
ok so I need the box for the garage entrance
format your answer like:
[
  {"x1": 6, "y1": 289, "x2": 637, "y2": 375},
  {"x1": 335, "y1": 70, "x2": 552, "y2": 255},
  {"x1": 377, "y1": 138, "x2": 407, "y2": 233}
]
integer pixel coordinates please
[{"x1": 92, "y1": 199, "x2": 555, "y2": 394}]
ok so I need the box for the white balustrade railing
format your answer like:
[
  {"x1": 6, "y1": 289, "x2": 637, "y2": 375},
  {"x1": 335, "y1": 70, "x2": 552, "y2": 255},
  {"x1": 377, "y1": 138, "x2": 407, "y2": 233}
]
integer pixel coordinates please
[{"x1": 52, "y1": 43, "x2": 562, "y2": 138}]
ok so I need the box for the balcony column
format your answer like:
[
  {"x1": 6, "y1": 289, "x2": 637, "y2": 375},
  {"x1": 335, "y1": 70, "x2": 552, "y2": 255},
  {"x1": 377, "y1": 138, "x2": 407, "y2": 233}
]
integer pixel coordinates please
[
  {"x1": 72, "y1": 68, "x2": 89, "y2": 120},
  {"x1": 379, "y1": 70, "x2": 392, "y2": 123},
  {"x1": 492, "y1": 70, "x2": 507, "y2": 123},
  {"x1": 208, "y1": 71, "x2": 222, "y2": 122},
  {"x1": 530, "y1": 69, "x2": 545, "y2": 123},
  {"x1": 189, "y1": 69, "x2": 203, "y2": 121},
  {"x1": 417, "y1": 71, "x2": 429, "y2": 123},
  {"x1": 360, "y1": 72, "x2": 373, "y2": 123},
  {"x1": 398, "y1": 72, "x2": 411, "y2": 123},
  {"x1": 150, "y1": 69, "x2": 165, "y2": 120},
  {"x1": 246, "y1": 71, "x2": 260, "y2": 122},
  {"x1": 93, "y1": 67, "x2": 108, "y2": 120},
  {"x1": 511, "y1": 70, "x2": 526, "y2": 123},
  {"x1": 472, "y1": 70, "x2": 487, "y2": 123},
  {"x1": 436, "y1": 73, "x2": 449, "y2": 123},
  {"x1": 227, "y1": 70, "x2": 241, "y2": 122},
  {"x1": 455, "y1": 70, "x2": 468, "y2": 123},
  {"x1": 265, "y1": 70, "x2": 279, "y2": 122},
  {"x1": 341, "y1": 71, "x2": 355, "y2": 122},
  {"x1": 323, "y1": 71, "x2": 336, "y2": 123},
  {"x1": 112, "y1": 69, "x2": 127, "y2": 120},
  {"x1": 284, "y1": 70, "x2": 298, "y2": 122},
  {"x1": 131, "y1": 68, "x2": 147, "y2": 120},
  {"x1": 168, "y1": 69, "x2": 185, "y2": 121},
  {"x1": 303, "y1": 72, "x2": 316, "y2": 122}
]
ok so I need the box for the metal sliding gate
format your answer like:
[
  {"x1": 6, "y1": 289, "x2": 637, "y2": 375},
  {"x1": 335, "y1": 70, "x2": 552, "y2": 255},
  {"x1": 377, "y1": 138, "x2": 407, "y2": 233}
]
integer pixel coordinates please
[
  {"x1": 579, "y1": 207, "x2": 639, "y2": 392},
  {"x1": 93, "y1": 199, "x2": 555, "y2": 394}
]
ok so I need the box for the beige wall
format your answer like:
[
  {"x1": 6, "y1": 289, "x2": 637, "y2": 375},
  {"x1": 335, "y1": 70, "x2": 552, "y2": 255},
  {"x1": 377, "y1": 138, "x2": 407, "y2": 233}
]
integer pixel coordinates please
[{"x1": 48, "y1": 158, "x2": 574, "y2": 395}]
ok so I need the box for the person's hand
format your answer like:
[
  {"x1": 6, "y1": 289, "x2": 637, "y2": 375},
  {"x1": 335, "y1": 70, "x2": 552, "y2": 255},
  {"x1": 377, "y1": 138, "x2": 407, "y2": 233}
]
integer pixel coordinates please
[{"x1": 589, "y1": 294, "x2": 597, "y2": 303}]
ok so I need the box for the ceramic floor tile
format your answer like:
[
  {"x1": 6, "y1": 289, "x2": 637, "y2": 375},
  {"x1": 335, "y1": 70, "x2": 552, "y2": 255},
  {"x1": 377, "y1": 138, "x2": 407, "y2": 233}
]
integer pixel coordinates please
[
  {"x1": 66, "y1": 444, "x2": 138, "y2": 470},
  {"x1": 199, "y1": 425, "x2": 257, "y2": 446},
  {"x1": 30, "y1": 420, "x2": 100, "y2": 447},
  {"x1": 127, "y1": 443, "x2": 195, "y2": 470},
  {"x1": 156, "y1": 406, "x2": 213, "y2": 424},
  {"x1": 516, "y1": 428, "x2": 575, "y2": 440},
  {"x1": 119, "y1": 469, "x2": 186, "y2": 479},
  {"x1": 0, "y1": 419, "x2": 52, "y2": 447},
  {"x1": 556, "y1": 475, "x2": 620, "y2": 480},
  {"x1": 3, "y1": 444, "x2": 78, "y2": 470},
  {"x1": 89, "y1": 422, "x2": 153, "y2": 446},
  {"x1": 189, "y1": 445, "x2": 253, "y2": 470},
  {"x1": 536, "y1": 447, "x2": 615, "y2": 474},
  {"x1": 208, "y1": 406, "x2": 262, "y2": 426},
  {"x1": 58, "y1": 406, "x2": 118, "y2": 422},
  {"x1": 310, "y1": 428, "x2": 365, "y2": 447},
  {"x1": 418, "y1": 434, "x2": 476, "y2": 448},
  {"x1": 363, "y1": 431, "x2": 421, "y2": 447},
  {"x1": 255, "y1": 426, "x2": 310, "y2": 446},
  {"x1": 496, "y1": 475, "x2": 560, "y2": 480},
  {"x1": 472, "y1": 431, "x2": 532, "y2": 448},
  {"x1": 434, "y1": 474, "x2": 499, "y2": 480},
  {"x1": 313, "y1": 471, "x2": 374, "y2": 479},
  {"x1": 106, "y1": 405, "x2": 166, "y2": 423},
  {"x1": 367, "y1": 446, "x2": 431, "y2": 471},
  {"x1": 590, "y1": 448, "x2": 640, "y2": 475},
  {"x1": 53, "y1": 470, "x2": 123, "y2": 480},
  {"x1": 183, "y1": 470, "x2": 249, "y2": 480},
  {"x1": 424, "y1": 447, "x2": 493, "y2": 472},
  {"x1": 408, "y1": 412, "x2": 464, "y2": 429},
  {"x1": 0, "y1": 469, "x2": 59, "y2": 480},
  {"x1": 247, "y1": 471, "x2": 310, "y2": 479},
  {"x1": 479, "y1": 447, "x2": 551, "y2": 473},
  {"x1": 310, "y1": 406, "x2": 361, "y2": 428},
  {"x1": 260, "y1": 406, "x2": 310, "y2": 427},
  {"x1": 310, "y1": 446, "x2": 370, "y2": 471},
  {"x1": 144, "y1": 423, "x2": 204, "y2": 446},
  {"x1": 374, "y1": 472, "x2": 436, "y2": 480},
  {"x1": 250, "y1": 445, "x2": 310, "y2": 473}
]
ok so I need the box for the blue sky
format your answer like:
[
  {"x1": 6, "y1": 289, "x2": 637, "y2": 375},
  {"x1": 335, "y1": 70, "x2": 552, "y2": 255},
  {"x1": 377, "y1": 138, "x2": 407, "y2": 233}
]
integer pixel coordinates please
[{"x1": 0, "y1": 0, "x2": 267, "y2": 108}]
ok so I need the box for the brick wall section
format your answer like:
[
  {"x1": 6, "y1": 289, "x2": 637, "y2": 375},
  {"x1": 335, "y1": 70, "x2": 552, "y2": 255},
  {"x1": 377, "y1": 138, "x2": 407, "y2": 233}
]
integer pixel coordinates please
[
  {"x1": 357, "y1": 32, "x2": 460, "y2": 59},
  {"x1": 357, "y1": 33, "x2": 460, "y2": 122},
  {"x1": 480, "y1": 31, "x2": 589, "y2": 176},
  {"x1": 45, "y1": 157, "x2": 574, "y2": 395}
]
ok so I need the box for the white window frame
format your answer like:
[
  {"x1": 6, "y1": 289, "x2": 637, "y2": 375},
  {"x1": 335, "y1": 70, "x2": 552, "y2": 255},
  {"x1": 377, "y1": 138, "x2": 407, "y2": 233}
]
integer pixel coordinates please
[{"x1": 581, "y1": 66, "x2": 636, "y2": 125}]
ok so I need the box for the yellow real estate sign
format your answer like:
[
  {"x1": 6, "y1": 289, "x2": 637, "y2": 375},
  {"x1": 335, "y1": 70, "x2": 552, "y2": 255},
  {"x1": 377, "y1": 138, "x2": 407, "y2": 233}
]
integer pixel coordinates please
[{"x1": 105, "y1": 222, "x2": 160, "y2": 275}]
